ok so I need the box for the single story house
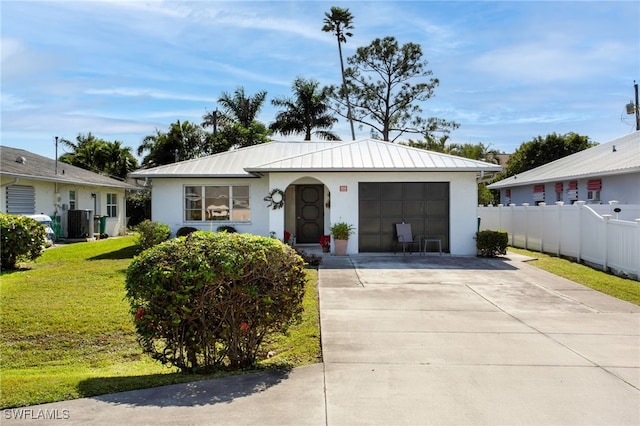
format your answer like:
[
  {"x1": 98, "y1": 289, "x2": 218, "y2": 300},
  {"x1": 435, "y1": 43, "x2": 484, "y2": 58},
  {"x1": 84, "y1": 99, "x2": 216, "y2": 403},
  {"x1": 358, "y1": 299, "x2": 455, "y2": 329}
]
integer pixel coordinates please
[
  {"x1": 488, "y1": 131, "x2": 640, "y2": 206},
  {"x1": 1, "y1": 146, "x2": 134, "y2": 239},
  {"x1": 129, "y1": 139, "x2": 501, "y2": 255}
]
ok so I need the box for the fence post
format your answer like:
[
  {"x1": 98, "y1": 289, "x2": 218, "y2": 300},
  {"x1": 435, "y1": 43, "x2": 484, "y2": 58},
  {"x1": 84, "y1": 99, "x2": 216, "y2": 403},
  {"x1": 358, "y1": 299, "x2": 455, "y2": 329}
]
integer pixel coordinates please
[
  {"x1": 602, "y1": 214, "x2": 612, "y2": 272},
  {"x1": 636, "y1": 219, "x2": 640, "y2": 280},
  {"x1": 576, "y1": 201, "x2": 585, "y2": 262},
  {"x1": 555, "y1": 201, "x2": 564, "y2": 257},
  {"x1": 539, "y1": 202, "x2": 546, "y2": 252},
  {"x1": 509, "y1": 204, "x2": 515, "y2": 246},
  {"x1": 523, "y1": 203, "x2": 530, "y2": 250}
]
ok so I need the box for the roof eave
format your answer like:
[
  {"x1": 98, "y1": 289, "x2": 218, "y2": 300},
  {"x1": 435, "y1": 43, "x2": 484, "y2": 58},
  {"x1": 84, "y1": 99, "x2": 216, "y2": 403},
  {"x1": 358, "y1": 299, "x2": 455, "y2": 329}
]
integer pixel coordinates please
[
  {"x1": 244, "y1": 167, "x2": 503, "y2": 173},
  {"x1": 128, "y1": 173, "x2": 257, "y2": 179},
  {"x1": 488, "y1": 167, "x2": 640, "y2": 189},
  {"x1": 1, "y1": 172, "x2": 134, "y2": 189}
]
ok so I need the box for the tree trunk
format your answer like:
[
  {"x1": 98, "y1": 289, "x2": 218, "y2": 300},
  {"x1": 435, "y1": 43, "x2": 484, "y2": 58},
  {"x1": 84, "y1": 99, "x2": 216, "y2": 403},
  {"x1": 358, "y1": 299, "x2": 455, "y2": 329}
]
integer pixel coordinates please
[{"x1": 337, "y1": 40, "x2": 356, "y2": 140}]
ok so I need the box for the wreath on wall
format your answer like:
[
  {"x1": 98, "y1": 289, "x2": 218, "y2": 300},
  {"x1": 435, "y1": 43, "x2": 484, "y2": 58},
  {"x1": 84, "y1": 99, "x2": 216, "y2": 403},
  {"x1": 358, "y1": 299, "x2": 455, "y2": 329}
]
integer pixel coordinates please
[{"x1": 264, "y1": 188, "x2": 285, "y2": 210}]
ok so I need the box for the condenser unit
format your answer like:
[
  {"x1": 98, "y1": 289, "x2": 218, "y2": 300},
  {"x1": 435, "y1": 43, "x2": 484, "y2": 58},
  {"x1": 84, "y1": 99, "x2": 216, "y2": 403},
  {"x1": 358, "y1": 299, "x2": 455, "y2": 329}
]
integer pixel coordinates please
[{"x1": 67, "y1": 209, "x2": 92, "y2": 238}]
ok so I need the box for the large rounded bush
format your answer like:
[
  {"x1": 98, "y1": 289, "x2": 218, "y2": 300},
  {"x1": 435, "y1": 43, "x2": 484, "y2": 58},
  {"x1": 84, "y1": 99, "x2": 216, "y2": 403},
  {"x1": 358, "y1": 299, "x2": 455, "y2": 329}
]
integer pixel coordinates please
[
  {"x1": 125, "y1": 231, "x2": 307, "y2": 372},
  {"x1": 0, "y1": 213, "x2": 46, "y2": 270}
]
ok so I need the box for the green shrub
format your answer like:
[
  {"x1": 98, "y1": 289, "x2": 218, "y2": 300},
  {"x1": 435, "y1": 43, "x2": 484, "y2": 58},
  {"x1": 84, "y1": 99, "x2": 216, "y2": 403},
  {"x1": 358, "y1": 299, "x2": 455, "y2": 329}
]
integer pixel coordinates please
[
  {"x1": 476, "y1": 230, "x2": 508, "y2": 257},
  {"x1": 125, "y1": 232, "x2": 307, "y2": 373},
  {"x1": 176, "y1": 226, "x2": 198, "y2": 237},
  {"x1": 216, "y1": 225, "x2": 237, "y2": 233},
  {"x1": 0, "y1": 213, "x2": 46, "y2": 270},
  {"x1": 294, "y1": 248, "x2": 322, "y2": 267},
  {"x1": 133, "y1": 220, "x2": 171, "y2": 251}
]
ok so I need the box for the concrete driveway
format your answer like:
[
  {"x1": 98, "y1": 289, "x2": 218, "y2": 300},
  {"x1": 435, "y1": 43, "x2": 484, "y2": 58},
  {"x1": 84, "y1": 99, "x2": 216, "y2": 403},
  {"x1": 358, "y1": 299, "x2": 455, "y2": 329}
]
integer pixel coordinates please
[
  {"x1": 319, "y1": 253, "x2": 640, "y2": 425},
  {"x1": 4, "y1": 253, "x2": 639, "y2": 425}
]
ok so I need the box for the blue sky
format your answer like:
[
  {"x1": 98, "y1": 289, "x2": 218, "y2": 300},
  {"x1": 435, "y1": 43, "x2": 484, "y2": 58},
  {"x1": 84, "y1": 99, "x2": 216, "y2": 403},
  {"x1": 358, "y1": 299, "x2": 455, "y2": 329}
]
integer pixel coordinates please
[{"x1": 2, "y1": 1, "x2": 639, "y2": 162}]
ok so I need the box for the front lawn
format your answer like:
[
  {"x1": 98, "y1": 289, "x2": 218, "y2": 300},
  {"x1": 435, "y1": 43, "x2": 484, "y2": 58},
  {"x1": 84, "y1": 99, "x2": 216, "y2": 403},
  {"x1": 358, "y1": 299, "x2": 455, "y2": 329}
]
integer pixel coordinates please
[{"x1": 0, "y1": 236, "x2": 320, "y2": 409}]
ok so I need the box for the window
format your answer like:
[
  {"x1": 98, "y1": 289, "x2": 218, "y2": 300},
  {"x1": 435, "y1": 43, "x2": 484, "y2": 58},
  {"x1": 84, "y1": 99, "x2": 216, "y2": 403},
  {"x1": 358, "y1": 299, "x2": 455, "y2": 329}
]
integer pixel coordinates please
[
  {"x1": 69, "y1": 191, "x2": 76, "y2": 210},
  {"x1": 184, "y1": 185, "x2": 250, "y2": 222},
  {"x1": 567, "y1": 181, "x2": 578, "y2": 203},
  {"x1": 587, "y1": 191, "x2": 601, "y2": 203},
  {"x1": 106, "y1": 193, "x2": 117, "y2": 218},
  {"x1": 533, "y1": 184, "x2": 545, "y2": 203},
  {"x1": 587, "y1": 179, "x2": 601, "y2": 203},
  {"x1": 555, "y1": 182, "x2": 563, "y2": 203}
]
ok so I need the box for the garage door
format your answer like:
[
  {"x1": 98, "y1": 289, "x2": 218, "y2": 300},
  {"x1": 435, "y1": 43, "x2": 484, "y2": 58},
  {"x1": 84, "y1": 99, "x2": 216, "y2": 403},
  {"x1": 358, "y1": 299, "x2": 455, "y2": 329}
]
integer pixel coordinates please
[{"x1": 358, "y1": 182, "x2": 449, "y2": 252}]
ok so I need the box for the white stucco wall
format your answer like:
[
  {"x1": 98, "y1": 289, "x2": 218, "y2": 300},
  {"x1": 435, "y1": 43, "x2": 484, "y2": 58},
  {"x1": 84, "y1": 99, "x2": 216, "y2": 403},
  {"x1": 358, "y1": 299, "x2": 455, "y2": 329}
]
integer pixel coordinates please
[
  {"x1": 150, "y1": 177, "x2": 269, "y2": 236},
  {"x1": 149, "y1": 171, "x2": 481, "y2": 255},
  {"x1": 267, "y1": 171, "x2": 480, "y2": 256},
  {"x1": 1, "y1": 177, "x2": 127, "y2": 237}
]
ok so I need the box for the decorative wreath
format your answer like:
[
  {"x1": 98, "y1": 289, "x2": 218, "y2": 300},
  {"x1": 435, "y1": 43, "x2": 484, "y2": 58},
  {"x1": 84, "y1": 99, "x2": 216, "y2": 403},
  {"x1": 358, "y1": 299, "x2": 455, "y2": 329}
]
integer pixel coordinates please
[{"x1": 264, "y1": 188, "x2": 285, "y2": 210}]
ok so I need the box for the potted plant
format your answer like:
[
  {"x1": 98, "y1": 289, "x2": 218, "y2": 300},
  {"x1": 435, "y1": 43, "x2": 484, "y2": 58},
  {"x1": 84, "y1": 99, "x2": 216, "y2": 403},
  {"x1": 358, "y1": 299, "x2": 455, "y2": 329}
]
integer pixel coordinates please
[
  {"x1": 319, "y1": 235, "x2": 331, "y2": 253},
  {"x1": 329, "y1": 222, "x2": 354, "y2": 256}
]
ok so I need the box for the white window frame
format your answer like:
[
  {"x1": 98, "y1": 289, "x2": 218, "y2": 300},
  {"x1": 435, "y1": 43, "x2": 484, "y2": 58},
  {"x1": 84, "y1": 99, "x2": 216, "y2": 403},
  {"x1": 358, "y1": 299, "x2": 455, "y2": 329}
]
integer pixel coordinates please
[
  {"x1": 69, "y1": 190, "x2": 76, "y2": 210},
  {"x1": 106, "y1": 193, "x2": 118, "y2": 218},
  {"x1": 184, "y1": 185, "x2": 250, "y2": 223},
  {"x1": 587, "y1": 190, "x2": 601, "y2": 203}
]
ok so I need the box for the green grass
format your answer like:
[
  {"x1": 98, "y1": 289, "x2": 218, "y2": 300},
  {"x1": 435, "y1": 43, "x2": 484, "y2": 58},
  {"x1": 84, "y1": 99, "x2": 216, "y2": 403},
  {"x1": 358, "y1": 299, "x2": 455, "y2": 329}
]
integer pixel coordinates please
[
  {"x1": 508, "y1": 247, "x2": 640, "y2": 305},
  {"x1": 0, "y1": 236, "x2": 321, "y2": 409}
]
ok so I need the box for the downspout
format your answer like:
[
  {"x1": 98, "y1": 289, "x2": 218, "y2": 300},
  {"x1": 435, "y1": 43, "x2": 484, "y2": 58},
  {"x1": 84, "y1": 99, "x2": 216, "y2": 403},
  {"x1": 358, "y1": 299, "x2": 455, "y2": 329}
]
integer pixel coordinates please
[
  {"x1": 0, "y1": 178, "x2": 20, "y2": 188},
  {"x1": 0, "y1": 178, "x2": 19, "y2": 212}
]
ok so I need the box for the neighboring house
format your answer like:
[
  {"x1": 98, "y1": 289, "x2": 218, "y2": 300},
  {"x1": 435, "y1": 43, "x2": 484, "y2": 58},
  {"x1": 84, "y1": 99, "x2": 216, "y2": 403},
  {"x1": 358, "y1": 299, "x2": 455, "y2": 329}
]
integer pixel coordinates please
[
  {"x1": 488, "y1": 132, "x2": 640, "y2": 206},
  {"x1": 129, "y1": 139, "x2": 501, "y2": 255},
  {"x1": 1, "y1": 146, "x2": 134, "y2": 239}
]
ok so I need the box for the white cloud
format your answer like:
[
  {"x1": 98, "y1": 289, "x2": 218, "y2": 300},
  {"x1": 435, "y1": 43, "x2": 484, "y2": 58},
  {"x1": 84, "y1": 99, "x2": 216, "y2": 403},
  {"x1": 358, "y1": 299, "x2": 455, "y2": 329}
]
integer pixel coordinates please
[
  {"x1": 0, "y1": 93, "x2": 36, "y2": 111},
  {"x1": 84, "y1": 87, "x2": 217, "y2": 103}
]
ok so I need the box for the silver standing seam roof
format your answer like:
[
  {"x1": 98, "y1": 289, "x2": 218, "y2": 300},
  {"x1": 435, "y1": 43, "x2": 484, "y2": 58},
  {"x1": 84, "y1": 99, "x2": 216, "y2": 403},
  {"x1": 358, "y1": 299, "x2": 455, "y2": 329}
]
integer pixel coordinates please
[
  {"x1": 488, "y1": 131, "x2": 640, "y2": 189},
  {"x1": 129, "y1": 139, "x2": 502, "y2": 178}
]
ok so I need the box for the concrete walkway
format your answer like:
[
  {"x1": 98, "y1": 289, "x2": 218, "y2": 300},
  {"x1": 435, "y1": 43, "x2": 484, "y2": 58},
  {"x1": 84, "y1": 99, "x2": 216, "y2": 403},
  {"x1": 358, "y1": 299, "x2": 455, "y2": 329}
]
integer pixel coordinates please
[{"x1": 4, "y1": 253, "x2": 639, "y2": 425}]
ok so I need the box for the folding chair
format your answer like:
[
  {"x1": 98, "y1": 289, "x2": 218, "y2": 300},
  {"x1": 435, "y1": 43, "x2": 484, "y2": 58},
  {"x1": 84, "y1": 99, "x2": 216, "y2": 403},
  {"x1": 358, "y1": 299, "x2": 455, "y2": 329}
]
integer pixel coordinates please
[{"x1": 394, "y1": 223, "x2": 420, "y2": 255}]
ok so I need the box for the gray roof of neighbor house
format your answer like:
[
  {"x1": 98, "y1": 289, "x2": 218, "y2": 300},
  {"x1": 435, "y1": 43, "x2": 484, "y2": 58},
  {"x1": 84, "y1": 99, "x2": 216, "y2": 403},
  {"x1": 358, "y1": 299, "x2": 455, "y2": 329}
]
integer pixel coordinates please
[
  {"x1": 488, "y1": 131, "x2": 640, "y2": 189},
  {"x1": 129, "y1": 139, "x2": 503, "y2": 178},
  {"x1": 1, "y1": 146, "x2": 135, "y2": 189}
]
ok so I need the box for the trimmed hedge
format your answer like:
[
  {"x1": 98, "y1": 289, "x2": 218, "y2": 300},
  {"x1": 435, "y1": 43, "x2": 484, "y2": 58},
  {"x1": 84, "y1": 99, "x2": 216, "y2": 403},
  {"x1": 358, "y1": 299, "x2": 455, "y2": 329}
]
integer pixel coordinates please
[
  {"x1": 133, "y1": 220, "x2": 171, "y2": 251},
  {"x1": 1, "y1": 213, "x2": 46, "y2": 270},
  {"x1": 476, "y1": 230, "x2": 508, "y2": 257},
  {"x1": 125, "y1": 231, "x2": 307, "y2": 373}
]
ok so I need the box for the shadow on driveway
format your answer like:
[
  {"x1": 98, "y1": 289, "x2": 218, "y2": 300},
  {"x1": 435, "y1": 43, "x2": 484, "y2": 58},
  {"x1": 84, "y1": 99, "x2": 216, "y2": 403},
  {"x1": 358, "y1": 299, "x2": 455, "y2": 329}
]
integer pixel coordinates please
[
  {"x1": 322, "y1": 254, "x2": 519, "y2": 270},
  {"x1": 78, "y1": 369, "x2": 291, "y2": 408}
]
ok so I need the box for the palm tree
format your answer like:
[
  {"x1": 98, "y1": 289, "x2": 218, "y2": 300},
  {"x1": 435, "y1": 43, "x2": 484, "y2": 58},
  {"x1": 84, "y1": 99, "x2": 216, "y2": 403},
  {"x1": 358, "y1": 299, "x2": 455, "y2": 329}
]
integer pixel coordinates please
[
  {"x1": 202, "y1": 87, "x2": 271, "y2": 150},
  {"x1": 448, "y1": 142, "x2": 500, "y2": 163},
  {"x1": 101, "y1": 141, "x2": 138, "y2": 179},
  {"x1": 59, "y1": 133, "x2": 138, "y2": 179},
  {"x1": 270, "y1": 77, "x2": 340, "y2": 141},
  {"x1": 137, "y1": 120, "x2": 207, "y2": 168},
  {"x1": 322, "y1": 6, "x2": 356, "y2": 140},
  {"x1": 217, "y1": 87, "x2": 267, "y2": 128}
]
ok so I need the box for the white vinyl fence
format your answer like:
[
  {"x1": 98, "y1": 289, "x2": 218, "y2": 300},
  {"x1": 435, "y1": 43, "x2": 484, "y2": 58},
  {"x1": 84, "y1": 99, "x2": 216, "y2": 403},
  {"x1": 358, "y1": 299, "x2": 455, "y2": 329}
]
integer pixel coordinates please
[{"x1": 478, "y1": 202, "x2": 640, "y2": 281}]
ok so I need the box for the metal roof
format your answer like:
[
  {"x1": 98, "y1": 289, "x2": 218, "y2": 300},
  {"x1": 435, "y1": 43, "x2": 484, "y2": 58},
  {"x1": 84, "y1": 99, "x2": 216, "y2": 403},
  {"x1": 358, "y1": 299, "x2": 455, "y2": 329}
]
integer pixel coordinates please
[
  {"x1": 1, "y1": 146, "x2": 135, "y2": 189},
  {"x1": 247, "y1": 139, "x2": 502, "y2": 172},
  {"x1": 129, "y1": 141, "x2": 340, "y2": 178},
  {"x1": 130, "y1": 139, "x2": 502, "y2": 178},
  {"x1": 488, "y1": 131, "x2": 640, "y2": 189}
]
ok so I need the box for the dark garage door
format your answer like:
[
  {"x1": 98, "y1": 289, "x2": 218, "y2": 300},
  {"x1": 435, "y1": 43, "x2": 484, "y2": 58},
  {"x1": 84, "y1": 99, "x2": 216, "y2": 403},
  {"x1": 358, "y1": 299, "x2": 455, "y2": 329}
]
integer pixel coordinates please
[{"x1": 358, "y1": 182, "x2": 449, "y2": 252}]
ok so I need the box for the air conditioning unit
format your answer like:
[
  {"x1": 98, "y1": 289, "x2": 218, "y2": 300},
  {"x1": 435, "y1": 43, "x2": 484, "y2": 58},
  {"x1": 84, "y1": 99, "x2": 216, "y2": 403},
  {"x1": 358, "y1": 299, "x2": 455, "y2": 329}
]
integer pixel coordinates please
[{"x1": 67, "y1": 209, "x2": 92, "y2": 238}]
